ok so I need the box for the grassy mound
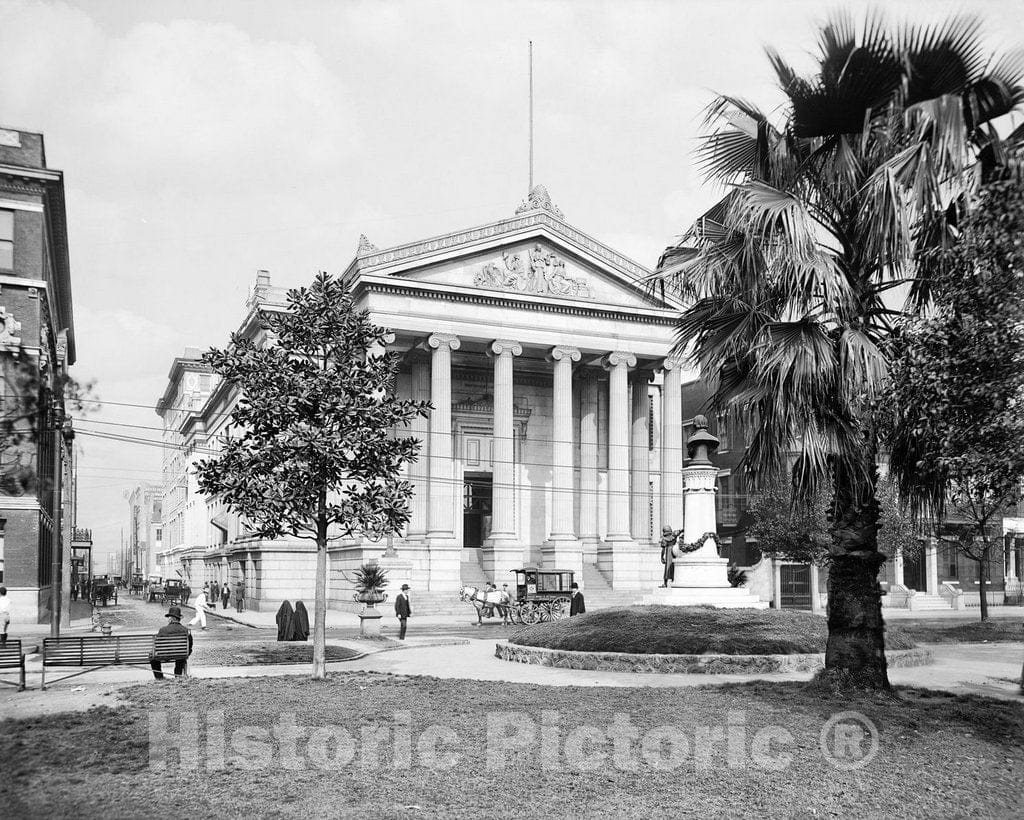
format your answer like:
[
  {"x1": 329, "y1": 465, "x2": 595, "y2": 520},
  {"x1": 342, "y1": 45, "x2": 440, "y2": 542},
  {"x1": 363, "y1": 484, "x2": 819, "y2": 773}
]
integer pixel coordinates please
[
  {"x1": 193, "y1": 642, "x2": 362, "y2": 666},
  {"x1": 509, "y1": 606, "x2": 916, "y2": 655}
]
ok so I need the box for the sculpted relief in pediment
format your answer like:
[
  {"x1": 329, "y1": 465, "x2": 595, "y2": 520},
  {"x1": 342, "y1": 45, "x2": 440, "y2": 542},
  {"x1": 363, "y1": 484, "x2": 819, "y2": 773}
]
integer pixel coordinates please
[{"x1": 474, "y1": 244, "x2": 592, "y2": 299}]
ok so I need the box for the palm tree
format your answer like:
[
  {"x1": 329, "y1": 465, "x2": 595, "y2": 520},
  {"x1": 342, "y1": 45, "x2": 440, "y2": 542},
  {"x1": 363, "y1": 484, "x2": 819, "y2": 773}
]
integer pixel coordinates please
[{"x1": 652, "y1": 12, "x2": 1023, "y2": 688}]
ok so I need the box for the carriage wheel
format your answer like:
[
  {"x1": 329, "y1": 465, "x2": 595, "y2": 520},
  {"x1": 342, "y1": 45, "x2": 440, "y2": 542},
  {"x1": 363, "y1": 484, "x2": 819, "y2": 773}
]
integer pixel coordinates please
[
  {"x1": 548, "y1": 597, "x2": 570, "y2": 620},
  {"x1": 508, "y1": 605, "x2": 522, "y2": 625},
  {"x1": 521, "y1": 602, "x2": 542, "y2": 624}
]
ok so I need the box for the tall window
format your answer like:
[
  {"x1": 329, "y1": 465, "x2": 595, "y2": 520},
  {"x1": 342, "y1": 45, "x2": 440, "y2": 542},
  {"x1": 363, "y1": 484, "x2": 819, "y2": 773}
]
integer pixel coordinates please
[
  {"x1": 0, "y1": 210, "x2": 13, "y2": 269},
  {"x1": 0, "y1": 519, "x2": 5, "y2": 583}
]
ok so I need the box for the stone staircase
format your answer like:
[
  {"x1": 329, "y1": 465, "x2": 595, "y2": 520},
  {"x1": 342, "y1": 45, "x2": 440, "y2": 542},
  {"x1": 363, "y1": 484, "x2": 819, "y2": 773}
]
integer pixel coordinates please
[
  {"x1": 908, "y1": 593, "x2": 953, "y2": 612},
  {"x1": 580, "y1": 564, "x2": 646, "y2": 609}
]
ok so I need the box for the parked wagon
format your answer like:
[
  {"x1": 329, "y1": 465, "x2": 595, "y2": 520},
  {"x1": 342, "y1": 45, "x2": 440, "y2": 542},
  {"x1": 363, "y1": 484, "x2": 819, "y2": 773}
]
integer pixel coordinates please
[
  {"x1": 507, "y1": 567, "x2": 574, "y2": 624},
  {"x1": 459, "y1": 566, "x2": 575, "y2": 626},
  {"x1": 90, "y1": 576, "x2": 118, "y2": 607}
]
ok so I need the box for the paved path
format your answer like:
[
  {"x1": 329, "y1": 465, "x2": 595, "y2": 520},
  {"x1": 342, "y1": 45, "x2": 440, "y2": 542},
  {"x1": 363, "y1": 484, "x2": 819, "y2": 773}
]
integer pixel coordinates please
[{"x1": 4, "y1": 637, "x2": 1020, "y2": 721}]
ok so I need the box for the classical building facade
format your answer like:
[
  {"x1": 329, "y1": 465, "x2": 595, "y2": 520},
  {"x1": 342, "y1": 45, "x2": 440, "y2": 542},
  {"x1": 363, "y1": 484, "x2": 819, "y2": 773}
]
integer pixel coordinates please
[
  {"x1": 0, "y1": 126, "x2": 77, "y2": 623},
  {"x1": 156, "y1": 189, "x2": 702, "y2": 612}
]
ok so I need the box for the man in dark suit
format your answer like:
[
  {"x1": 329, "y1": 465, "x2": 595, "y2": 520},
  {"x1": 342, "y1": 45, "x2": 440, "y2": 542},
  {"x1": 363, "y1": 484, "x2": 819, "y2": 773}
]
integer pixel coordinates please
[
  {"x1": 394, "y1": 584, "x2": 412, "y2": 639},
  {"x1": 151, "y1": 605, "x2": 193, "y2": 680},
  {"x1": 569, "y1": 582, "x2": 586, "y2": 616}
]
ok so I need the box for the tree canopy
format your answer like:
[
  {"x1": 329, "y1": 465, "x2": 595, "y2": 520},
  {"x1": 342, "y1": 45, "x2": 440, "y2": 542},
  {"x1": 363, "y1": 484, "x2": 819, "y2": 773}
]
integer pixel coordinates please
[{"x1": 195, "y1": 272, "x2": 430, "y2": 677}]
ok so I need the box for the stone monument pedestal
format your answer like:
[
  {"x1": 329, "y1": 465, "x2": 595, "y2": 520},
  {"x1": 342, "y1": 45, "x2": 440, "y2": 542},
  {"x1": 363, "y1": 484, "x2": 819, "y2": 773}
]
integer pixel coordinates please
[{"x1": 651, "y1": 417, "x2": 768, "y2": 609}]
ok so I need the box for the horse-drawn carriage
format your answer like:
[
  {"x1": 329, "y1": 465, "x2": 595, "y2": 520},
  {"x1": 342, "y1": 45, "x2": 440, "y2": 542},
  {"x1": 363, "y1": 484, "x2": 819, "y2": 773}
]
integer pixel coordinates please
[
  {"x1": 90, "y1": 576, "x2": 118, "y2": 607},
  {"x1": 460, "y1": 566, "x2": 575, "y2": 625},
  {"x1": 147, "y1": 578, "x2": 186, "y2": 605},
  {"x1": 129, "y1": 574, "x2": 145, "y2": 595}
]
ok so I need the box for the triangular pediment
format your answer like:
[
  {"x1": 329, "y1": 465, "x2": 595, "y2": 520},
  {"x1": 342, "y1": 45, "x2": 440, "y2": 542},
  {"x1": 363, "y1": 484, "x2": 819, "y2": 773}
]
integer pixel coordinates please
[{"x1": 348, "y1": 215, "x2": 675, "y2": 312}]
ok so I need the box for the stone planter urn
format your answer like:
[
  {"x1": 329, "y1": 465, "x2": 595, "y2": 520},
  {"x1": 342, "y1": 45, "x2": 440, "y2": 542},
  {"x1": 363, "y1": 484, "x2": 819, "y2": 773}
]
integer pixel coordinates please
[{"x1": 355, "y1": 589, "x2": 388, "y2": 637}]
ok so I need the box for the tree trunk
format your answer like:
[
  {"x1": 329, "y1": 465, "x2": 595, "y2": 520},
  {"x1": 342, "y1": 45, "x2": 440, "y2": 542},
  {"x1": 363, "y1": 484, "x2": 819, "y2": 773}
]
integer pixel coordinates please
[
  {"x1": 312, "y1": 501, "x2": 328, "y2": 680},
  {"x1": 822, "y1": 456, "x2": 890, "y2": 690},
  {"x1": 978, "y1": 545, "x2": 990, "y2": 623}
]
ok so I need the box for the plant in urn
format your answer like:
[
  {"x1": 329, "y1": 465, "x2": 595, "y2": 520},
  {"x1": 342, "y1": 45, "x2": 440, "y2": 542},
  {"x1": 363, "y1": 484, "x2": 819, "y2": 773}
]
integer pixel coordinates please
[{"x1": 352, "y1": 563, "x2": 389, "y2": 637}]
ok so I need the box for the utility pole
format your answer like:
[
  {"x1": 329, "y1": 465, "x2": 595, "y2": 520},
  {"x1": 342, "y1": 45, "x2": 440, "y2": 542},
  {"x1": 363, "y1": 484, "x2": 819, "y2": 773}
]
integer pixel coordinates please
[{"x1": 48, "y1": 402, "x2": 64, "y2": 638}]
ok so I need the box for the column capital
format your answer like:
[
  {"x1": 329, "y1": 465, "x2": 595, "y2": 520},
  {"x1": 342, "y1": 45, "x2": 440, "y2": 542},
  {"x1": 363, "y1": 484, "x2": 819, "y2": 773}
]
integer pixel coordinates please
[
  {"x1": 660, "y1": 355, "x2": 685, "y2": 373},
  {"x1": 427, "y1": 333, "x2": 461, "y2": 352},
  {"x1": 602, "y1": 351, "x2": 636, "y2": 370},
  {"x1": 547, "y1": 345, "x2": 581, "y2": 364},
  {"x1": 488, "y1": 338, "x2": 523, "y2": 358}
]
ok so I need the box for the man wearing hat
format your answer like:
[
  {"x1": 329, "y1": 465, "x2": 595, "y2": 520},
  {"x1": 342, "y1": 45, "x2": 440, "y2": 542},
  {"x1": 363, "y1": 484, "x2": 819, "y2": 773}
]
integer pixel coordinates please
[
  {"x1": 569, "y1": 582, "x2": 586, "y2": 616},
  {"x1": 394, "y1": 584, "x2": 411, "y2": 640},
  {"x1": 151, "y1": 605, "x2": 193, "y2": 680}
]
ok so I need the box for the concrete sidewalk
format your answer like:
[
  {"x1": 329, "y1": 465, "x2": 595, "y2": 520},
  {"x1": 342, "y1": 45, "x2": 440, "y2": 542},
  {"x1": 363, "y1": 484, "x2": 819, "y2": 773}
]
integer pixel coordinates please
[
  {"x1": 883, "y1": 606, "x2": 1024, "y2": 620},
  {"x1": 191, "y1": 602, "x2": 494, "y2": 631}
]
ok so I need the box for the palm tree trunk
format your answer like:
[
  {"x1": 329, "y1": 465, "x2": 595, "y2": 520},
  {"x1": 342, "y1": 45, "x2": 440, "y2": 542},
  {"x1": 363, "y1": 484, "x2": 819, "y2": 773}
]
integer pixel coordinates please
[{"x1": 822, "y1": 455, "x2": 890, "y2": 689}]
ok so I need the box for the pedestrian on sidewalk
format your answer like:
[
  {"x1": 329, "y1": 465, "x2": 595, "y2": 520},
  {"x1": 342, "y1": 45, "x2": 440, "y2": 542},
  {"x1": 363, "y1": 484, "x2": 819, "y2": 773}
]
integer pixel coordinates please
[
  {"x1": 569, "y1": 582, "x2": 586, "y2": 616},
  {"x1": 189, "y1": 588, "x2": 211, "y2": 630},
  {"x1": 235, "y1": 580, "x2": 245, "y2": 613},
  {"x1": 0, "y1": 586, "x2": 10, "y2": 645},
  {"x1": 292, "y1": 600, "x2": 310, "y2": 641},
  {"x1": 220, "y1": 583, "x2": 230, "y2": 609},
  {"x1": 395, "y1": 584, "x2": 411, "y2": 639},
  {"x1": 151, "y1": 605, "x2": 192, "y2": 680},
  {"x1": 276, "y1": 600, "x2": 294, "y2": 642}
]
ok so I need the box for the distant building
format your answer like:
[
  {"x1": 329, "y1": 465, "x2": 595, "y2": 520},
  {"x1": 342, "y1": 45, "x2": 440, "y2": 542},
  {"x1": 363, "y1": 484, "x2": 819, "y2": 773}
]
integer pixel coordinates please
[
  {"x1": 154, "y1": 349, "x2": 219, "y2": 579},
  {"x1": 127, "y1": 482, "x2": 162, "y2": 578},
  {"x1": 0, "y1": 125, "x2": 77, "y2": 623}
]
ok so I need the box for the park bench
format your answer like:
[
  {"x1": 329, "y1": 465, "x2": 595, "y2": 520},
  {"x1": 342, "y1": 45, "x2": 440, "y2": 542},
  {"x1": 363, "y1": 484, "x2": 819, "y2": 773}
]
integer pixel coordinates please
[
  {"x1": 0, "y1": 640, "x2": 27, "y2": 691},
  {"x1": 42, "y1": 633, "x2": 190, "y2": 690}
]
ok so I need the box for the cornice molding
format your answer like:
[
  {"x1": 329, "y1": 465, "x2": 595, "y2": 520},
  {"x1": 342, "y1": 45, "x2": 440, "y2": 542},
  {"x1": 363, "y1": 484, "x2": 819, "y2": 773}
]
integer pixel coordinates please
[
  {"x1": 362, "y1": 279, "x2": 676, "y2": 326},
  {"x1": 356, "y1": 211, "x2": 651, "y2": 281}
]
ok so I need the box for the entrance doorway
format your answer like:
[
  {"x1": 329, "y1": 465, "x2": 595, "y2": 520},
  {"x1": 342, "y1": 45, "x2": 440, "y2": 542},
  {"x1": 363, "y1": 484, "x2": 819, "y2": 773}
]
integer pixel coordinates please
[
  {"x1": 902, "y1": 554, "x2": 927, "y2": 591},
  {"x1": 780, "y1": 564, "x2": 812, "y2": 609},
  {"x1": 462, "y1": 473, "x2": 492, "y2": 548}
]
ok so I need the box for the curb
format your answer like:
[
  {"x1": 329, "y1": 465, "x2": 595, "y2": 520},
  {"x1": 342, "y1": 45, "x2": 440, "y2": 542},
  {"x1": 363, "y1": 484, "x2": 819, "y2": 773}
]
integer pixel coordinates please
[{"x1": 495, "y1": 642, "x2": 934, "y2": 674}]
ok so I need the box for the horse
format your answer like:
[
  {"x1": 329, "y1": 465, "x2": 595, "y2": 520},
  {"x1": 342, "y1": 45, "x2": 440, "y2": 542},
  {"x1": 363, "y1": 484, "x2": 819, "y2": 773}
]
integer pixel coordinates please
[{"x1": 459, "y1": 586, "x2": 509, "y2": 626}]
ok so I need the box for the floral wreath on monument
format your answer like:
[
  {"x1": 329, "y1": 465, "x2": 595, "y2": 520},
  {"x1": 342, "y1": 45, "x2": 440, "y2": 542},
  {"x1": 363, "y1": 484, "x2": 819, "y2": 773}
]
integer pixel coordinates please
[{"x1": 672, "y1": 532, "x2": 723, "y2": 557}]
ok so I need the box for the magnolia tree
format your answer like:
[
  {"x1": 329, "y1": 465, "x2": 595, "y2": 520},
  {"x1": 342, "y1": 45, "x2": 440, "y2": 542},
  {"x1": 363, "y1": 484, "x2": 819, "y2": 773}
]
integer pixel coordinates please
[
  {"x1": 887, "y1": 177, "x2": 1024, "y2": 621},
  {"x1": 195, "y1": 273, "x2": 430, "y2": 679}
]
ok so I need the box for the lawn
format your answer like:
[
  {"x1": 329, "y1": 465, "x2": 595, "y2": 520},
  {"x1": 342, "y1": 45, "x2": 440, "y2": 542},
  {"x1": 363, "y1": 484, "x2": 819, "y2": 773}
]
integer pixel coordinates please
[
  {"x1": 897, "y1": 619, "x2": 1024, "y2": 644},
  {"x1": 511, "y1": 606, "x2": 916, "y2": 655},
  {"x1": 0, "y1": 674, "x2": 1020, "y2": 818}
]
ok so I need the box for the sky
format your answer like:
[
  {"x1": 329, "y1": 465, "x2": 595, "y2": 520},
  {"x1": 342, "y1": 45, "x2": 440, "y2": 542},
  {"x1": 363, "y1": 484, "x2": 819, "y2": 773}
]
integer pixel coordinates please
[{"x1": 1, "y1": 0, "x2": 1021, "y2": 571}]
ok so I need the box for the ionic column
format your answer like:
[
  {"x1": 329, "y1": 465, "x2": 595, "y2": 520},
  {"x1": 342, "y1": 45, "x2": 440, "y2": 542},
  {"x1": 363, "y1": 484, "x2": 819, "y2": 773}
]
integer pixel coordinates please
[
  {"x1": 630, "y1": 371, "x2": 652, "y2": 542},
  {"x1": 578, "y1": 371, "x2": 600, "y2": 561},
  {"x1": 893, "y1": 548, "x2": 905, "y2": 587},
  {"x1": 406, "y1": 353, "x2": 430, "y2": 539},
  {"x1": 486, "y1": 339, "x2": 522, "y2": 545},
  {"x1": 809, "y1": 563, "x2": 822, "y2": 613},
  {"x1": 925, "y1": 538, "x2": 939, "y2": 594},
  {"x1": 603, "y1": 351, "x2": 636, "y2": 541},
  {"x1": 660, "y1": 358, "x2": 684, "y2": 533},
  {"x1": 426, "y1": 334, "x2": 460, "y2": 542},
  {"x1": 547, "y1": 346, "x2": 580, "y2": 540}
]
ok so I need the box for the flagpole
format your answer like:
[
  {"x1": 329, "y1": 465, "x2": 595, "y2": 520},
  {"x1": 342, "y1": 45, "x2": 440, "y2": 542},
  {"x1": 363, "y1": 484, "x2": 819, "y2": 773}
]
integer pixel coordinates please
[{"x1": 529, "y1": 40, "x2": 534, "y2": 193}]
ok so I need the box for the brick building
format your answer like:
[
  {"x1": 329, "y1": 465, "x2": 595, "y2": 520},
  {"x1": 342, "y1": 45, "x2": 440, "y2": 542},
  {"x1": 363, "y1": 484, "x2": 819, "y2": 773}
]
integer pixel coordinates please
[{"x1": 0, "y1": 125, "x2": 77, "y2": 624}]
